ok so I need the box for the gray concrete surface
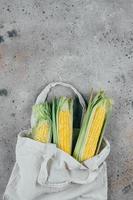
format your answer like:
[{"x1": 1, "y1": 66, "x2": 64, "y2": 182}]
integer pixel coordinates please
[{"x1": 0, "y1": 0, "x2": 133, "y2": 199}]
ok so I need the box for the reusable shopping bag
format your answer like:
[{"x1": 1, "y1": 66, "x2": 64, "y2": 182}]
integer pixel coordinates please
[{"x1": 3, "y1": 82, "x2": 110, "y2": 200}]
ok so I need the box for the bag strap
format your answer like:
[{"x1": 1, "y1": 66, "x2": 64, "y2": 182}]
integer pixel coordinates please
[
  {"x1": 31, "y1": 82, "x2": 86, "y2": 128},
  {"x1": 37, "y1": 140, "x2": 110, "y2": 186}
]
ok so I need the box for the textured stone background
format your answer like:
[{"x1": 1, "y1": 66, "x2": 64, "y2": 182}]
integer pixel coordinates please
[{"x1": 0, "y1": 0, "x2": 133, "y2": 199}]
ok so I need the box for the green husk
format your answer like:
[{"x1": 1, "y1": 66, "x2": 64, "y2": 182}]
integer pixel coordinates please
[
  {"x1": 31, "y1": 102, "x2": 52, "y2": 142},
  {"x1": 73, "y1": 91, "x2": 112, "y2": 162},
  {"x1": 52, "y1": 97, "x2": 73, "y2": 153}
]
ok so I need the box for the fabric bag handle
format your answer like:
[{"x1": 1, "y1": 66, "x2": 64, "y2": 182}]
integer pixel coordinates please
[{"x1": 31, "y1": 81, "x2": 86, "y2": 128}]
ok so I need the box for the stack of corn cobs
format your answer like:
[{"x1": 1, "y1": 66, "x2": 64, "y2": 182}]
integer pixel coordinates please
[{"x1": 31, "y1": 91, "x2": 112, "y2": 162}]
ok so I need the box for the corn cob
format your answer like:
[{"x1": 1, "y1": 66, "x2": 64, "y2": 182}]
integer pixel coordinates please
[
  {"x1": 52, "y1": 97, "x2": 73, "y2": 154},
  {"x1": 31, "y1": 103, "x2": 52, "y2": 143},
  {"x1": 73, "y1": 91, "x2": 112, "y2": 162}
]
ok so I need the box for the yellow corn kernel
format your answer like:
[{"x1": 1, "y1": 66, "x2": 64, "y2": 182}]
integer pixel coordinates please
[
  {"x1": 58, "y1": 111, "x2": 72, "y2": 154},
  {"x1": 34, "y1": 122, "x2": 49, "y2": 143},
  {"x1": 81, "y1": 106, "x2": 106, "y2": 161}
]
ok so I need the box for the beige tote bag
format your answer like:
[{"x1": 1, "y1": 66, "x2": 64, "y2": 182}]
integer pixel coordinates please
[{"x1": 3, "y1": 82, "x2": 110, "y2": 200}]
